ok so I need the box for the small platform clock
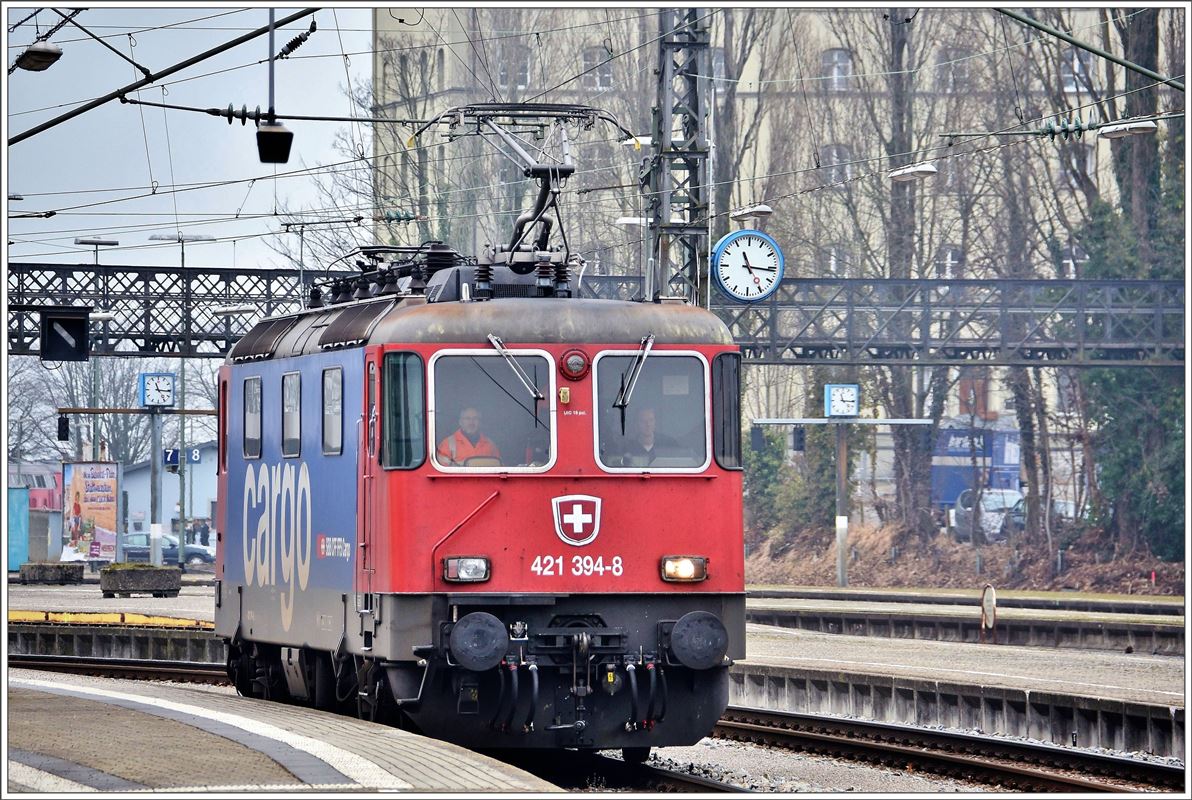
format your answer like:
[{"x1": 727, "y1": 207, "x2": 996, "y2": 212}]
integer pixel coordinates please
[
  {"x1": 825, "y1": 384, "x2": 859, "y2": 417},
  {"x1": 712, "y1": 229, "x2": 785, "y2": 302},
  {"x1": 139, "y1": 372, "x2": 176, "y2": 407}
]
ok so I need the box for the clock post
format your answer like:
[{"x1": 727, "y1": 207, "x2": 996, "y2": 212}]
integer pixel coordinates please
[{"x1": 149, "y1": 407, "x2": 163, "y2": 565}]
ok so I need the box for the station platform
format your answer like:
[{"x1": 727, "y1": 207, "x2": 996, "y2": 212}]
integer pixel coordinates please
[
  {"x1": 745, "y1": 595, "x2": 1185, "y2": 655},
  {"x1": 7, "y1": 669, "x2": 557, "y2": 793},
  {"x1": 735, "y1": 623, "x2": 1184, "y2": 758}
]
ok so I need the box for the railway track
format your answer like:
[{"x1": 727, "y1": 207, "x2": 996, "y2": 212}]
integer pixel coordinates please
[
  {"x1": 13, "y1": 655, "x2": 1181, "y2": 792},
  {"x1": 716, "y1": 706, "x2": 1185, "y2": 792},
  {"x1": 8, "y1": 653, "x2": 229, "y2": 684}
]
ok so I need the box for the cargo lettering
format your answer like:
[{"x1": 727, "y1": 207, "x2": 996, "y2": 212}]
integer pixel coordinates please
[{"x1": 242, "y1": 461, "x2": 313, "y2": 631}]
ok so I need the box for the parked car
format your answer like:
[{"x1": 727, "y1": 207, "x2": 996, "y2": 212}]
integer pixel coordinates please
[
  {"x1": 1000, "y1": 497, "x2": 1083, "y2": 537},
  {"x1": 950, "y1": 488, "x2": 1023, "y2": 543},
  {"x1": 120, "y1": 532, "x2": 214, "y2": 566}
]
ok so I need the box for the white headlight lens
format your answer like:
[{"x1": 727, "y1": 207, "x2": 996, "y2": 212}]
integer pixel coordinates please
[
  {"x1": 661, "y1": 556, "x2": 707, "y2": 581},
  {"x1": 444, "y1": 557, "x2": 491, "y2": 582}
]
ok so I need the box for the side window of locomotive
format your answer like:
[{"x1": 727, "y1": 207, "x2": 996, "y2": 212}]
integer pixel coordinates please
[
  {"x1": 282, "y1": 372, "x2": 301, "y2": 458},
  {"x1": 432, "y1": 354, "x2": 552, "y2": 469},
  {"x1": 596, "y1": 355, "x2": 707, "y2": 470},
  {"x1": 322, "y1": 367, "x2": 343, "y2": 456},
  {"x1": 243, "y1": 376, "x2": 262, "y2": 459},
  {"x1": 712, "y1": 353, "x2": 743, "y2": 470},
  {"x1": 382, "y1": 352, "x2": 425, "y2": 469}
]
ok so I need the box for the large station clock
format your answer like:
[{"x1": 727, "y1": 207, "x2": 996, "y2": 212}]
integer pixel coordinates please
[{"x1": 711, "y1": 229, "x2": 785, "y2": 302}]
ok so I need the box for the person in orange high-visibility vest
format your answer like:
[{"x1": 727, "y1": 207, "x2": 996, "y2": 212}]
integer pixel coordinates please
[{"x1": 437, "y1": 407, "x2": 501, "y2": 465}]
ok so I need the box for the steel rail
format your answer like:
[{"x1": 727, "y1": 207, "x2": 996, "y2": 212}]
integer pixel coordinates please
[
  {"x1": 717, "y1": 706, "x2": 1184, "y2": 792},
  {"x1": 9, "y1": 653, "x2": 229, "y2": 684}
]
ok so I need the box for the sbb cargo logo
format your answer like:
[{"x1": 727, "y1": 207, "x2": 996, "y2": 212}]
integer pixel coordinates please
[
  {"x1": 241, "y1": 461, "x2": 312, "y2": 632},
  {"x1": 318, "y1": 534, "x2": 351, "y2": 559}
]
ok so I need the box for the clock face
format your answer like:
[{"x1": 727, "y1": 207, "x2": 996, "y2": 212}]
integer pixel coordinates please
[
  {"x1": 143, "y1": 374, "x2": 175, "y2": 406},
  {"x1": 828, "y1": 386, "x2": 858, "y2": 416},
  {"x1": 713, "y1": 230, "x2": 784, "y2": 302}
]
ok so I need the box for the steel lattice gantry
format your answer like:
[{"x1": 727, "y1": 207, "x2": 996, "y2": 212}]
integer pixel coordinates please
[
  {"x1": 640, "y1": 8, "x2": 711, "y2": 304},
  {"x1": 711, "y1": 278, "x2": 1185, "y2": 367},
  {"x1": 7, "y1": 262, "x2": 353, "y2": 358},
  {"x1": 7, "y1": 267, "x2": 1183, "y2": 366}
]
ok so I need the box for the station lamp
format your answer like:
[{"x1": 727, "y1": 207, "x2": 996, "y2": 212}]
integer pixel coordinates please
[
  {"x1": 1097, "y1": 120, "x2": 1159, "y2": 139},
  {"x1": 888, "y1": 163, "x2": 939, "y2": 182},
  {"x1": 15, "y1": 40, "x2": 63, "y2": 71}
]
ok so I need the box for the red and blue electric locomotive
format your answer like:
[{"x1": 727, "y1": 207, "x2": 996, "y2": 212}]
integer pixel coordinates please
[{"x1": 213, "y1": 104, "x2": 745, "y2": 761}]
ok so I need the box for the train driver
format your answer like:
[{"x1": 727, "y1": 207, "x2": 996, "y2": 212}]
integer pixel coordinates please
[
  {"x1": 620, "y1": 406, "x2": 678, "y2": 466},
  {"x1": 437, "y1": 406, "x2": 502, "y2": 466}
]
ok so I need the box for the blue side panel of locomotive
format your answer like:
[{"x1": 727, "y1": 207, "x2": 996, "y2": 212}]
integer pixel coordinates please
[{"x1": 224, "y1": 352, "x2": 362, "y2": 600}]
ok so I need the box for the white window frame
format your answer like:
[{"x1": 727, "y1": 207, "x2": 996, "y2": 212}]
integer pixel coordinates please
[
  {"x1": 427, "y1": 348, "x2": 557, "y2": 474},
  {"x1": 822, "y1": 48, "x2": 852, "y2": 92},
  {"x1": 824, "y1": 243, "x2": 851, "y2": 277},
  {"x1": 935, "y1": 245, "x2": 965, "y2": 279},
  {"x1": 823, "y1": 144, "x2": 853, "y2": 184},
  {"x1": 592, "y1": 349, "x2": 712, "y2": 475},
  {"x1": 1061, "y1": 49, "x2": 1095, "y2": 94},
  {"x1": 582, "y1": 48, "x2": 613, "y2": 90}
]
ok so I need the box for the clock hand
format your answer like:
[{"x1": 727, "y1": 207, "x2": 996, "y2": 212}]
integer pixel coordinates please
[{"x1": 740, "y1": 252, "x2": 755, "y2": 275}]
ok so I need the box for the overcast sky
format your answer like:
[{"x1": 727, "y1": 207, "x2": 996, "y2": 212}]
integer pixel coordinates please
[{"x1": 5, "y1": 6, "x2": 373, "y2": 270}]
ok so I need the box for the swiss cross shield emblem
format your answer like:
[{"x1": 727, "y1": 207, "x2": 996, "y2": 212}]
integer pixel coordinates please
[{"x1": 551, "y1": 494, "x2": 601, "y2": 546}]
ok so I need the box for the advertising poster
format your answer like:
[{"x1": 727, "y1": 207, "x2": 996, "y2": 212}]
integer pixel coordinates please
[{"x1": 61, "y1": 461, "x2": 120, "y2": 562}]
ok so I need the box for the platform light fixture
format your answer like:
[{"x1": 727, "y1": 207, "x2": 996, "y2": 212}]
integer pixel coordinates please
[
  {"x1": 729, "y1": 203, "x2": 773, "y2": 223},
  {"x1": 212, "y1": 304, "x2": 257, "y2": 316},
  {"x1": 15, "y1": 40, "x2": 63, "y2": 71},
  {"x1": 1097, "y1": 120, "x2": 1159, "y2": 139},
  {"x1": 888, "y1": 163, "x2": 939, "y2": 182}
]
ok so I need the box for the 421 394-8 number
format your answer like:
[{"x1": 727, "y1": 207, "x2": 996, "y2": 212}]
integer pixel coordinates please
[{"x1": 531, "y1": 555, "x2": 623, "y2": 577}]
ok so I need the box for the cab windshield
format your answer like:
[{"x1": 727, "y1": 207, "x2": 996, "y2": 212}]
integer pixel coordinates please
[
  {"x1": 432, "y1": 353, "x2": 552, "y2": 469},
  {"x1": 596, "y1": 354, "x2": 707, "y2": 469}
]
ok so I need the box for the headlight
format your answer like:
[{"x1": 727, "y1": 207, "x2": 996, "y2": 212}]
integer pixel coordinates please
[
  {"x1": 443, "y1": 556, "x2": 491, "y2": 582},
  {"x1": 660, "y1": 555, "x2": 708, "y2": 582}
]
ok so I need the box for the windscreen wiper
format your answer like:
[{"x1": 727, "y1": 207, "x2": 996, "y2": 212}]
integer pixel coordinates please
[
  {"x1": 613, "y1": 333, "x2": 654, "y2": 433},
  {"x1": 487, "y1": 334, "x2": 545, "y2": 402}
]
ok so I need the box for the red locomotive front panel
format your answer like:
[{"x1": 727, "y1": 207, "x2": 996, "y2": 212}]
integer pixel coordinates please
[{"x1": 359, "y1": 340, "x2": 744, "y2": 598}]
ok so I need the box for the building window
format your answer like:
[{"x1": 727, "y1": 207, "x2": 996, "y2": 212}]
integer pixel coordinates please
[
  {"x1": 322, "y1": 367, "x2": 343, "y2": 456},
  {"x1": 282, "y1": 372, "x2": 301, "y2": 458},
  {"x1": 582, "y1": 48, "x2": 613, "y2": 90},
  {"x1": 243, "y1": 376, "x2": 261, "y2": 459},
  {"x1": 498, "y1": 54, "x2": 529, "y2": 91},
  {"x1": 1056, "y1": 369, "x2": 1079, "y2": 413},
  {"x1": 710, "y1": 46, "x2": 726, "y2": 82},
  {"x1": 936, "y1": 48, "x2": 972, "y2": 92},
  {"x1": 1062, "y1": 143, "x2": 1094, "y2": 191},
  {"x1": 822, "y1": 144, "x2": 852, "y2": 184},
  {"x1": 935, "y1": 245, "x2": 965, "y2": 279},
  {"x1": 958, "y1": 370, "x2": 992, "y2": 419},
  {"x1": 1061, "y1": 49, "x2": 1095, "y2": 93},
  {"x1": 821, "y1": 48, "x2": 852, "y2": 92},
  {"x1": 1059, "y1": 243, "x2": 1088, "y2": 277},
  {"x1": 823, "y1": 243, "x2": 852, "y2": 277}
]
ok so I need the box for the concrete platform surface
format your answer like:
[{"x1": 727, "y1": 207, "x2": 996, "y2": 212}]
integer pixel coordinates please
[
  {"x1": 743, "y1": 623, "x2": 1184, "y2": 708},
  {"x1": 748, "y1": 584, "x2": 1184, "y2": 612},
  {"x1": 8, "y1": 583, "x2": 216, "y2": 622},
  {"x1": 747, "y1": 596, "x2": 1184, "y2": 627},
  {"x1": 7, "y1": 669, "x2": 557, "y2": 793}
]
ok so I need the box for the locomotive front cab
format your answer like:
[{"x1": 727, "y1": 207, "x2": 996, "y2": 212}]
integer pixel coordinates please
[{"x1": 355, "y1": 299, "x2": 746, "y2": 751}]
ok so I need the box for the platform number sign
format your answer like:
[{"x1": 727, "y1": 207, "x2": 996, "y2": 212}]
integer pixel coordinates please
[{"x1": 163, "y1": 448, "x2": 202, "y2": 465}]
